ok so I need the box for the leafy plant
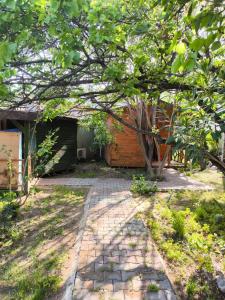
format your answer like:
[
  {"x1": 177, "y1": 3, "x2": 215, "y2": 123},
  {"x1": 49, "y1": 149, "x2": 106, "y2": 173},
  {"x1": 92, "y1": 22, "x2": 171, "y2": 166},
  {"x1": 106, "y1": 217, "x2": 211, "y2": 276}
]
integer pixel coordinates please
[
  {"x1": 35, "y1": 130, "x2": 59, "y2": 176},
  {"x1": 130, "y1": 175, "x2": 158, "y2": 195},
  {"x1": 144, "y1": 186, "x2": 224, "y2": 299},
  {"x1": 172, "y1": 211, "x2": 185, "y2": 240},
  {"x1": 147, "y1": 283, "x2": 160, "y2": 292},
  {"x1": 186, "y1": 278, "x2": 198, "y2": 298},
  {"x1": 0, "y1": 192, "x2": 20, "y2": 243}
]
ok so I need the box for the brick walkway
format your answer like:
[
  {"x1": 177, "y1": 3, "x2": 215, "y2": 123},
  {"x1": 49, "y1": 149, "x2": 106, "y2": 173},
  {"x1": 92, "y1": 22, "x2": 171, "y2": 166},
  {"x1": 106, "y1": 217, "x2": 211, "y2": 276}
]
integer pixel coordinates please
[
  {"x1": 38, "y1": 178, "x2": 178, "y2": 300},
  {"x1": 37, "y1": 168, "x2": 212, "y2": 191}
]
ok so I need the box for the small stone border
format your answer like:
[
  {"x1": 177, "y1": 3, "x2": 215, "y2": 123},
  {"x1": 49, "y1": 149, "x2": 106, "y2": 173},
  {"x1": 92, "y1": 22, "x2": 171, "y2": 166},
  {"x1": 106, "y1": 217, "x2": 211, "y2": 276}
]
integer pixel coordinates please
[{"x1": 61, "y1": 185, "x2": 93, "y2": 300}]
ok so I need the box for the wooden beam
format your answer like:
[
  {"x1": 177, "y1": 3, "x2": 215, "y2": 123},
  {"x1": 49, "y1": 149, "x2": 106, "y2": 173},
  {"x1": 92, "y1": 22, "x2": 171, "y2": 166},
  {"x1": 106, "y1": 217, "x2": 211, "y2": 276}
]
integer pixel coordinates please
[{"x1": 11, "y1": 120, "x2": 26, "y2": 134}]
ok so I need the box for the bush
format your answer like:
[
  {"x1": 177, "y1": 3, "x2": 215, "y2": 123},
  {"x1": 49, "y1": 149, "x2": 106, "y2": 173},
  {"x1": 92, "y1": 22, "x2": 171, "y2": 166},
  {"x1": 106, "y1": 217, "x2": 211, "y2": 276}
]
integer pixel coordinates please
[{"x1": 130, "y1": 175, "x2": 158, "y2": 195}]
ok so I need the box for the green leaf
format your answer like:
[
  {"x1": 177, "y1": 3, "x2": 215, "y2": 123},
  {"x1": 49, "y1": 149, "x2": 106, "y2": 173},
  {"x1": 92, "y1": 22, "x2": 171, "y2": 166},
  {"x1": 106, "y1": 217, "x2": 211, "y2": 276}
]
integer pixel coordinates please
[
  {"x1": 68, "y1": 0, "x2": 80, "y2": 17},
  {"x1": 200, "y1": 12, "x2": 214, "y2": 28},
  {"x1": 184, "y1": 54, "x2": 196, "y2": 72},
  {"x1": 0, "y1": 42, "x2": 17, "y2": 68},
  {"x1": 211, "y1": 41, "x2": 221, "y2": 51},
  {"x1": 190, "y1": 38, "x2": 204, "y2": 51},
  {"x1": 175, "y1": 42, "x2": 186, "y2": 54},
  {"x1": 171, "y1": 55, "x2": 183, "y2": 73},
  {"x1": 204, "y1": 33, "x2": 216, "y2": 48},
  {"x1": 166, "y1": 136, "x2": 175, "y2": 145},
  {"x1": 134, "y1": 22, "x2": 149, "y2": 35}
]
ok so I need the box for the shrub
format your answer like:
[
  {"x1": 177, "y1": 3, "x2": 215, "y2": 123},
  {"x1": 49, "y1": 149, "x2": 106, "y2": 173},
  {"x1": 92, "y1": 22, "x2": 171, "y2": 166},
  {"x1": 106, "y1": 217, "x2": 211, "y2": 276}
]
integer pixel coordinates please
[
  {"x1": 172, "y1": 211, "x2": 185, "y2": 240},
  {"x1": 130, "y1": 175, "x2": 158, "y2": 195}
]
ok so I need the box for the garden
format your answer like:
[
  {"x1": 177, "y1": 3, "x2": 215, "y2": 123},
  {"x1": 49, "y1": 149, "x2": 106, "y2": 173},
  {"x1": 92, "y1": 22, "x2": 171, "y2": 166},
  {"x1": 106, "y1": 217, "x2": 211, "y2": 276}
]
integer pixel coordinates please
[
  {"x1": 0, "y1": 0, "x2": 224, "y2": 299},
  {"x1": 132, "y1": 168, "x2": 225, "y2": 299}
]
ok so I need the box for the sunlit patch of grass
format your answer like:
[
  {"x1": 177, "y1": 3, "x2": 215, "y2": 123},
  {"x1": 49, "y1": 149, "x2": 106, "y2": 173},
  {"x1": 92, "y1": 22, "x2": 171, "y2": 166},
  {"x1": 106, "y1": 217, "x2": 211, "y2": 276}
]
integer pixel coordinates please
[
  {"x1": 0, "y1": 186, "x2": 85, "y2": 299},
  {"x1": 189, "y1": 169, "x2": 225, "y2": 191},
  {"x1": 14, "y1": 253, "x2": 62, "y2": 300}
]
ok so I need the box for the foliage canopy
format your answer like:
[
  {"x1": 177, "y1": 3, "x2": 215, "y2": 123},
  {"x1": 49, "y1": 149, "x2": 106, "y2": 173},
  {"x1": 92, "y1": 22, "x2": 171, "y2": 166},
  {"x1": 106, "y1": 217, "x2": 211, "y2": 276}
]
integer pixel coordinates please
[{"x1": 0, "y1": 0, "x2": 224, "y2": 171}]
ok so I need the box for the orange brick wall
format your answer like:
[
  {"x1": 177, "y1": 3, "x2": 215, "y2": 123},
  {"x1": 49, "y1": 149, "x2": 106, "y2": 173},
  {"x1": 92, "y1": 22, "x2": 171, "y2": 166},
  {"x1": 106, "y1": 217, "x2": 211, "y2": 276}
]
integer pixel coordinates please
[{"x1": 105, "y1": 105, "x2": 172, "y2": 168}]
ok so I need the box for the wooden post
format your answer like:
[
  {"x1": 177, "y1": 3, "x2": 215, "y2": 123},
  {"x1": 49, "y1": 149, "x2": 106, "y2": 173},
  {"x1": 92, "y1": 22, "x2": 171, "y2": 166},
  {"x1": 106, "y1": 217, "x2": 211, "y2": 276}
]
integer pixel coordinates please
[
  {"x1": 11, "y1": 120, "x2": 31, "y2": 194},
  {"x1": 23, "y1": 122, "x2": 31, "y2": 194}
]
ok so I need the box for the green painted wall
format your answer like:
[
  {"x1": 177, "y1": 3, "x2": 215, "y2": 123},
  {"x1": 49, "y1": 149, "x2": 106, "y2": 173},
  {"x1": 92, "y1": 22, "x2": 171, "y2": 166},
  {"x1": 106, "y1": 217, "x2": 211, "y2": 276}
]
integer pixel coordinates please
[{"x1": 36, "y1": 119, "x2": 77, "y2": 174}]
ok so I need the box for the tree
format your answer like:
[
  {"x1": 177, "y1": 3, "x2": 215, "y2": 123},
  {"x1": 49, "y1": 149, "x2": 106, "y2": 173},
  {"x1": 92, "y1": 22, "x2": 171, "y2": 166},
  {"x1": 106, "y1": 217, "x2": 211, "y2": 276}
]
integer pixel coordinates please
[{"x1": 0, "y1": 0, "x2": 224, "y2": 174}]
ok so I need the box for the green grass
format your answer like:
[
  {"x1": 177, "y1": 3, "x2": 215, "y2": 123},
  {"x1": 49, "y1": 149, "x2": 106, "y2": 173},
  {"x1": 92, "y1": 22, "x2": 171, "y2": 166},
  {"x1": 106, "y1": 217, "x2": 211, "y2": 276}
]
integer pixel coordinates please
[
  {"x1": 139, "y1": 183, "x2": 225, "y2": 299},
  {"x1": 188, "y1": 168, "x2": 225, "y2": 191},
  {"x1": 0, "y1": 186, "x2": 85, "y2": 300}
]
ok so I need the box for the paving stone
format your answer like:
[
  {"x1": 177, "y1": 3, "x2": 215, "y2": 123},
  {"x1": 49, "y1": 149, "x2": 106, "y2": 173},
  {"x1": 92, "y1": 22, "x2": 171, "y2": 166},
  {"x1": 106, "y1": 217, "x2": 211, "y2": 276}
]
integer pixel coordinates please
[
  {"x1": 82, "y1": 280, "x2": 94, "y2": 290},
  {"x1": 94, "y1": 280, "x2": 113, "y2": 292},
  {"x1": 164, "y1": 290, "x2": 177, "y2": 300},
  {"x1": 74, "y1": 288, "x2": 94, "y2": 300},
  {"x1": 159, "y1": 280, "x2": 172, "y2": 290},
  {"x1": 77, "y1": 271, "x2": 104, "y2": 281},
  {"x1": 105, "y1": 291, "x2": 125, "y2": 300},
  {"x1": 103, "y1": 256, "x2": 120, "y2": 264},
  {"x1": 141, "y1": 272, "x2": 160, "y2": 281},
  {"x1": 148, "y1": 290, "x2": 168, "y2": 300},
  {"x1": 121, "y1": 271, "x2": 139, "y2": 282},
  {"x1": 39, "y1": 177, "x2": 179, "y2": 299},
  {"x1": 124, "y1": 290, "x2": 144, "y2": 300},
  {"x1": 113, "y1": 280, "x2": 133, "y2": 291},
  {"x1": 104, "y1": 271, "x2": 122, "y2": 281}
]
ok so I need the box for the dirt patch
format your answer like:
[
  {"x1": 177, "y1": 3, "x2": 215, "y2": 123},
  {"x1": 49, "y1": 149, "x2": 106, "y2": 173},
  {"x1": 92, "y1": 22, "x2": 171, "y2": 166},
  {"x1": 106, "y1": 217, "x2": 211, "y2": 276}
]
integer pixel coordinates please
[{"x1": 52, "y1": 161, "x2": 146, "y2": 179}]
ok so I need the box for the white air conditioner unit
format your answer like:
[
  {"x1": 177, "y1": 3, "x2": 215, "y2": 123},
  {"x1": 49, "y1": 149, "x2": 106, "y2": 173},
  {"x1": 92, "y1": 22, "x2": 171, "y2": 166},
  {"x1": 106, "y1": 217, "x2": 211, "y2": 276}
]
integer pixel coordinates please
[{"x1": 77, "y1": 148, "x2": 86, "y2": 160}]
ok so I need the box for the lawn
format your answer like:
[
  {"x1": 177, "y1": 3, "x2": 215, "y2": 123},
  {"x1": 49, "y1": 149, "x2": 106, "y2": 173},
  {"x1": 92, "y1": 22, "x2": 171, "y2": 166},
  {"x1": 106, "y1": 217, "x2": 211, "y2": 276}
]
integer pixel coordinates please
[
  {"x1": 188, "y1": 168, "x2": 225, "y2": 191},
  {"x1": 0, "y1": 186, "x2": 86, "y2": 300},
  {"x1": 134, "y1": 169, "x2": 225, "y2": 299}
]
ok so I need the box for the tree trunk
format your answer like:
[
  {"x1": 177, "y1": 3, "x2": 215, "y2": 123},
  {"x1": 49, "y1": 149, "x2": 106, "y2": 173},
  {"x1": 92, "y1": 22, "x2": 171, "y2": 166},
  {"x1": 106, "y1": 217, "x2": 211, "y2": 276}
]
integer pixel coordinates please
[{"x1": 204, "y1": 151, "x2": 225, "y2": 175}]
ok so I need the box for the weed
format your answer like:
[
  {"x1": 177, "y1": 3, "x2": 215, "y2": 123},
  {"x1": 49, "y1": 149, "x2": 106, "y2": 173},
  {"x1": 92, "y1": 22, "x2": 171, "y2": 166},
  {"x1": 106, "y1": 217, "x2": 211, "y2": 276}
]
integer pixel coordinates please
[
  {"x1": 143, "y1": 186, "x2": 225, "y2": 299},
  {"x1": 129, "y1": 242, "x2": 137, "y2": 249},
  {"x1": 172, "y1": 211, "x2": 185, "y2": 240},
  {"x1": 186, "y1": 278, "x2": 198, "y2": 298},
  {"x1": 130, "y1": 175, "x2": 157, "y2": 195},
  {"x1": 161, "y1": 240, "x2": 186, "y2": 262},
  {"x1": 197, "y1": 255, "x2": 214, "y2": 273},
  {"x1": 187, "y1": 232, "x2": 213, "y2": 252},
  {"x1": 147, "y1": 283, "x2": 160, "y2": 292},
  {"x1": 89, "y1": 287, "x2": 101, "y2": 292}
]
